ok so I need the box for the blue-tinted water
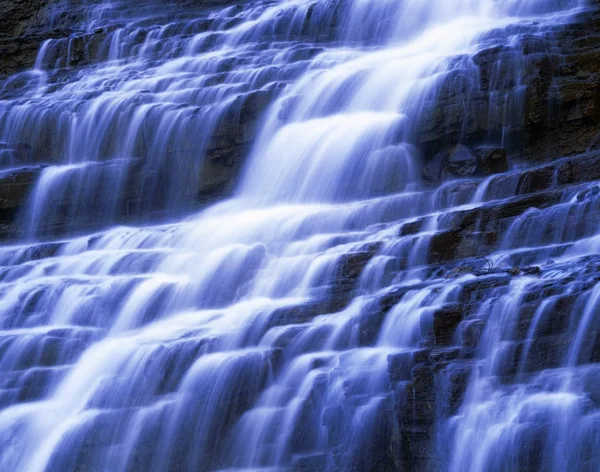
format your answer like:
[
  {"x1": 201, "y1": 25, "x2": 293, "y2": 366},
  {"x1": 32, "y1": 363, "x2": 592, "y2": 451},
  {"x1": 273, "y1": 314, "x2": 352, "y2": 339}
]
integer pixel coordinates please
[{"x1": 0, "y1": 0, "x2": 597, "y2": 470}]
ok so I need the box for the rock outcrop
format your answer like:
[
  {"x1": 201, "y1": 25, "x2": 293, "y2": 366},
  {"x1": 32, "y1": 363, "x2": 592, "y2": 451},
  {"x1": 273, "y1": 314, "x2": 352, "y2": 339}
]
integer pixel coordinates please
[
  {"x1": 1, "y1": 147, "x2": 597, "y2": 470},
  {"x1": 1, "y1": 1, "x2": 599, "y2": 239},
  {"x1": 0, "y1": 1, "x2": 599, "y2": 470},
  {"x1": 0, "y1": 0, "x2": 63, "y2": 76},
  {"x1": 417, "y1": 2, "x2": 600, "y2": 174}
]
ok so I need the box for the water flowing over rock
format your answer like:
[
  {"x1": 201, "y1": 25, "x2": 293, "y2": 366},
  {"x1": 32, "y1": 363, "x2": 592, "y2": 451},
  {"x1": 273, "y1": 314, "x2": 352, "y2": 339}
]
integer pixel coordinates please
[{"x1": 0, "y1": 0, "x2": 599, "y2": 471}]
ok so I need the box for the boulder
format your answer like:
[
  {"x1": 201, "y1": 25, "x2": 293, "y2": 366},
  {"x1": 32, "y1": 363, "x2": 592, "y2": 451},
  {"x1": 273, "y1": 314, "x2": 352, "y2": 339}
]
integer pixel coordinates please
[
  {"x1": 422, "y1": 150, "x2": 448, "y2": 185},
  {"x1": 475, "y1": 147, "x2": 509, "y2": 175},
  {"x1": 447, "y1": 145, "x2": 477, "y2": 177}
]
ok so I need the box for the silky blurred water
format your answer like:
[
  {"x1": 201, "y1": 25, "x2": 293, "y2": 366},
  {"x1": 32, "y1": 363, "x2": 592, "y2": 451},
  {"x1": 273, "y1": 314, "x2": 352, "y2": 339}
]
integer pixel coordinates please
[{"x1": 0, "y1": 0, "x2": 596, "y2": 471}]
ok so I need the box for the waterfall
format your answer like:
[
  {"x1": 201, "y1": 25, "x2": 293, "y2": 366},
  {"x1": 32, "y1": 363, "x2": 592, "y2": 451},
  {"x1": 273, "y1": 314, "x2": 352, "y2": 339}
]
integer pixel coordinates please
[{"x1": 0, "y1": 0, "x2": 597, "y2": 471}]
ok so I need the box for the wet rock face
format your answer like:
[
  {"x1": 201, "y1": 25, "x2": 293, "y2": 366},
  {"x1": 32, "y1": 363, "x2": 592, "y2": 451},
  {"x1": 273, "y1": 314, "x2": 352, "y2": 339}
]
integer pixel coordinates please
[
  {"x1": 0, "y1": 0, "x2": 291, "y2": 238},
  {"x1": 416, "y1": 0, "x2": 600, "y2": 188},
  {"x1": 475, "y1": 147, "x2": 509, "y2": 175},
  {"x1": 0, "y1": 167, "x2": 41, "y2": 238},
  {"x1": 0, "y1": 0, "x2": 61, "y2": 76},
  {"x1": 0, "y1": 3, "x2": 599, "y2": 470},
  {"x1": 446, "y1": 145, "x2": 477, "y2": 177},
  {"x1": 417, "y1": 5, "x2": 600, "y2": 168},
  {"x1": 0, "y1": 0, "x2": 50, "y2": 37},
  {"x1": 0, "y1": 0, "x2": 598, "y2": 238},
  {"x1": 424, "y1": 145, "x2": 509, "y2": 185}
]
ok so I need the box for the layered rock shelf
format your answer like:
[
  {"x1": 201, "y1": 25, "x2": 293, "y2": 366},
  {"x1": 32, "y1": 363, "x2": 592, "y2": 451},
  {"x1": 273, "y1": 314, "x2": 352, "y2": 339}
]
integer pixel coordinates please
[
  {"x1": 0, "y1": 148, "x2": 597, "y2": 469},
  {"x1": 0, "y1": 0, "x2": 599, "y2": 471},
  {"x1": 0, "y1": 1, "x2": 597, "y2": 239}
]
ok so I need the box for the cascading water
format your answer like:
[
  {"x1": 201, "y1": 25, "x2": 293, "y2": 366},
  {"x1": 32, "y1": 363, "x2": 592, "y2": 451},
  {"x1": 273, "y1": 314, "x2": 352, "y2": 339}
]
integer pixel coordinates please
[{"x1": 0, "y1": 0, "x2": 598, "y2": 471}]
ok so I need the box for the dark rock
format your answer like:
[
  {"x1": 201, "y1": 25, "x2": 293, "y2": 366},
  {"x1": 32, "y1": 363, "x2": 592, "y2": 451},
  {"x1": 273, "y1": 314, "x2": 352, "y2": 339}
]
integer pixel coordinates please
[
  {"x1": 446, "y1": 145, "x2": 477, "y2": 177},
  {"x1": 0, "y1": 166, "x2": 42, "y2": 240},
  {"x1": 459, "y1": 320, "x2": 485, "y2": 349},
  {"x1": 438, "y1": 362, "x2": 473, "y2": 415},
  {"x1": 475, "y1": 147, "x2": 509, "y2": 175},
  {"x1": 577, "y1": 185, "x2": 600, "y2": 201},
  {"x1": 522, "y1": 266, "x2": 542, "y2": 276},
  {"x1": 422, "y1": 150, "x2": 448, "y2": 185},
  {"x1": 587, "y1": 132, "x2": 600, "y2": 152},
  {"x1": 508, "y1": 267, "x2": 521, "y2": 276},
  {"x1": 388, "y1": 352, "x2": 418, "y2": 383},
  {"x1": 0, "y1": 0, "x2": 53, "y2": 37},
  {"x1": 400, "y1": 220, "x2": 423, "y2": 236},
  {"x1": 411, "y1": 6, "x2": 600, "y2": 166},
  {"x1": 431, "y1": 304, "x2": 465, "y2": 347}
]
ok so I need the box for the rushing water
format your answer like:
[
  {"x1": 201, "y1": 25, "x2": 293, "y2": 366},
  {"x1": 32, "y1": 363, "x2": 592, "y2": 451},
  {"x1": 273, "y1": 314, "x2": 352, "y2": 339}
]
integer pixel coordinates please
[{"x1": 0, "y1": 0, "x2": 598, "y2": 471}]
